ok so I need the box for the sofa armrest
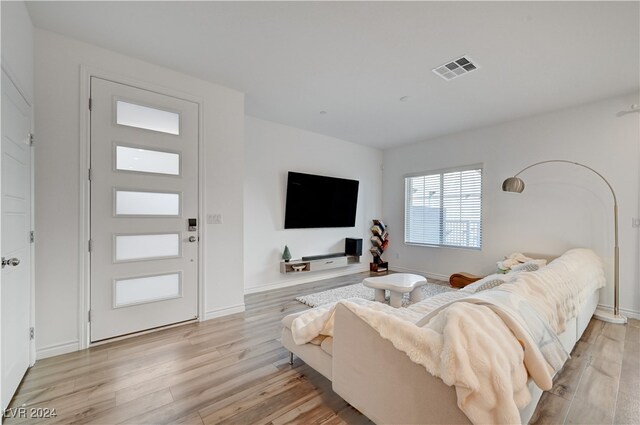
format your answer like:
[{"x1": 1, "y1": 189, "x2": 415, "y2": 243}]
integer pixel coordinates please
[{"x1": 332, "y1": 303, "x2": 470, "y2": 425}]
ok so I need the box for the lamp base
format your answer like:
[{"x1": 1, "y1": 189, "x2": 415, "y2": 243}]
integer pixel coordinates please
[{"x1": 594, "y1": 308, "x2": 627, "y2": 324}]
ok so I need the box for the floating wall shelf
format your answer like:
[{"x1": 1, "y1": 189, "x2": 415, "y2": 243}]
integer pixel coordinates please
[{"x1": 280, "y1": 255, "x2": 360, "y2": 274}]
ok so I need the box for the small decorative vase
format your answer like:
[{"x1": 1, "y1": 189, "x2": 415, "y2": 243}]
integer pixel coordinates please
[{"x1": 282, "y1": 245, "x2": 292, "y2": 262}]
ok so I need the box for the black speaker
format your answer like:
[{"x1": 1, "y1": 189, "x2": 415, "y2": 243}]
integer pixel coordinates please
[{"x1": 345, "y1": 238, "x2": 363, "y2": 256}]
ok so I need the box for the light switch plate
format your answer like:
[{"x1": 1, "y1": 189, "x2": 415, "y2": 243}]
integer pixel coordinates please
[
  {"x1": 633, "y1": 218, "x2": 640, "y2": 228},
  {"x1": 208, "y1": 214, "x2": 223, "y2": 224}
]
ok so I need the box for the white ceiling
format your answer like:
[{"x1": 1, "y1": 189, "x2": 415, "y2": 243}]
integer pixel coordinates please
[{"x1": 27, "y1": 1, "x2": 639, "y2": 149}]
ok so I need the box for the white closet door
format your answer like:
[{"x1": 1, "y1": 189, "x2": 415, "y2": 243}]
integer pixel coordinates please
[{"x1": 1, "y1": 71, "x2": 33, "y2": 409}]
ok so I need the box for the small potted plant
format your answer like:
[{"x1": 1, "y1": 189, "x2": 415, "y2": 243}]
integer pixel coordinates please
[{"x1": 282, "y1": 245, "x2": 292, "y2": 262}]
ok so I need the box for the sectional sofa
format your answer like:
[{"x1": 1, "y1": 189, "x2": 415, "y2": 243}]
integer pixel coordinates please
[{"x1": 280, "y1": 249, "x2": 604, "y2": 424}]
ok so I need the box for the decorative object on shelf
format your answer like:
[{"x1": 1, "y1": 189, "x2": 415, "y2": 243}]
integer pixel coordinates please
[
  {"x1": 502, "y1": 159, "x2": 626, "y2": 324},
  {"x1": 370, "y1": 219, "x2": 389, "y2": 273},
  {"x1": 282, "y1": 245, "x2": 292, "y2": 262},
  {"x1": 345, "y1": 238, "x2": 363, "y2": 256},
  {"x1": 291, "y1": 264, "x2": 306, "y2": 272}
]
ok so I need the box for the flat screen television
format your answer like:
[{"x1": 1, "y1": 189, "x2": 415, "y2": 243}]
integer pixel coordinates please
[{"x1": 284, "y1": 172, "x2": 359, "y2": 229}]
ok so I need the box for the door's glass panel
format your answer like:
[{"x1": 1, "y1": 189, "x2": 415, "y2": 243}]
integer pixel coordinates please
[
  {"x1": 116, "y1": 146, "x2": 180, "y2": 175},
  {"x1": 114, "y1": 273, "x2": 181, "y2": 307},
  {"x1": 115, "y1": 233, "x2": 180, "y2": 262},
  {"x1": 115, "y1": 190, "x2": 180, "y2": 216},
  {"x1": 116, "y1": 100, "x2": 180, "y2": 135}
]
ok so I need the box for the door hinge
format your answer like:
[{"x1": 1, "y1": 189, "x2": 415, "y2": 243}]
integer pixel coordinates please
[
  {"x1": 88, "y1": 310, "x2": 93, "y2": 323},
  {"x1": 88, "y1": 168, "x2": 93, "y2": 181},
  {"x1": 89, "y1": 98, "x2": 92, "y2": 111},
  {"x1": 28, "y1": 133, "x2": 34, "y2": 146},
  {"x1": 88, "y1": 239, "x2": 93, "y2": 252},
  {"x1": 30, "y1": 231, "x2": 35, "y2": 243},
  {"x1": 30, "y1": 327, "x2": 34, "y2": 340}
]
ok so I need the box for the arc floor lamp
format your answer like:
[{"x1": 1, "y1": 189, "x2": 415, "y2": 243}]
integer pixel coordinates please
[{"x1": 502, "y1": 159, "x2": 627, "y2": 324}]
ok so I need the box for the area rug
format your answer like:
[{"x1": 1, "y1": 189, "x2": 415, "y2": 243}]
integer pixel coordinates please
[{"x1": 296, "y1": 280, "x2": 456, "y2": 308}]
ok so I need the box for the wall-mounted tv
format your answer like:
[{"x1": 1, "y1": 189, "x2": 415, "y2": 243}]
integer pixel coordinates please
[{"x1": 284, "y1": 172, "x2": 359, "y2": 229}]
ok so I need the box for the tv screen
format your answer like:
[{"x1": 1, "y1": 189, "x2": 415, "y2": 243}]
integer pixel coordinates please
[{"x1": 284, "y1": 172, "x2": 359, "y2": 229}]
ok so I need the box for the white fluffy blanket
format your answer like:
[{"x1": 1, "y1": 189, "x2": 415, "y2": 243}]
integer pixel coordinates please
[
  {"x1": 416, "y1": 289, "x2": 569, "y2": 393},
  {"x1": 290, "y1": 248, "x2": 605, "y2": 424}
]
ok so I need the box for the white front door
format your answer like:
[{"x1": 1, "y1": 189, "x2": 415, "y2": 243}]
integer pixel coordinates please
[
  {"x1": 90, "y1": 78, "x2": 199, "y2": 342},
  {"x1": 1, "y1": 70, "x2": 33, "y2": 409}
]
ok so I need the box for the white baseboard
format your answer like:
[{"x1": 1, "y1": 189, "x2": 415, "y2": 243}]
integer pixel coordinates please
[
  {"x1": 204, "y1": 303, "x2": 246, "y2": 321},
  {"x1": 388, "y1": 265, "x2": 450, "y2": 282},
  {"x1": 36, "y1": 340, "x2": 79, "y2": 360},
  {"x1": 244, "y1": 265, "x2": 369, "y2": 295},
  {"x1": 596, "y1": 303, "x2": 640, "y2": 320}
]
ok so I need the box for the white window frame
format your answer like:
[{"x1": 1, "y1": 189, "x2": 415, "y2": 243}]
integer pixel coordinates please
[{"x1": 404, "y1": 164, "x2": 483, "y2": 250}]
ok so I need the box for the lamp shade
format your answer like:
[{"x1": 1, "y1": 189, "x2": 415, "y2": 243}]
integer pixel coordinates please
[{"x1": 502, "y1": 176, "x2": 525, "y2": 193}]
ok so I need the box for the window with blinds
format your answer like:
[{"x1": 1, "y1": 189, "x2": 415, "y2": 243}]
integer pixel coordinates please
[{"x1": 404, "y1": 166, "x2": 482, "y2": 249}]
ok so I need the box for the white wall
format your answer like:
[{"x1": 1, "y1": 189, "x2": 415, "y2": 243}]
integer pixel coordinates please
[
  {"x1": 34, "y1": 30, "x2": 245, "y2": 358},
  {"x1": 383, "y1": 93, "x2": 640, "y2": 317},
  {"x1": 1, "y1": 1, "x2": 34, "y2": 101},
  {"x1": 244, "y1": 116, "x2": 382, "y2": 293}
]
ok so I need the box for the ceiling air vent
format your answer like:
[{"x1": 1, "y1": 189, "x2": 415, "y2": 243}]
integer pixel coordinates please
[{"x1": 432, "y1": 56, "x2": 478, "y2": 81}]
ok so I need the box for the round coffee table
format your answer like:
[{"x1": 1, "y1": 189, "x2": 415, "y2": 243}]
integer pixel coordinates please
[{"x1": 363, "y1": 273, "x2": 428, "y2": 307}]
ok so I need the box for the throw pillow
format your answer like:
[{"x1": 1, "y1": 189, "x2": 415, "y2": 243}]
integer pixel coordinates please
[
  {"x1": 460, "y1": 273, "x2": 508, "y2": 293},
  {"x1": 475, "y1": 278, "x2": 506, "y2": 292},
  {"x1": 509, "y1": 259, "x2": 547, "y2": 273}
]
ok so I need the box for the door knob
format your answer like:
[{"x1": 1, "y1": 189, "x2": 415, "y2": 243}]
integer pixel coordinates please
[
  {"x1": 1, "y1": 257, "x2": 20, "y2": 268},
  {"x1": 188, "y1": 236, "x2": 197, "y2": 243}
]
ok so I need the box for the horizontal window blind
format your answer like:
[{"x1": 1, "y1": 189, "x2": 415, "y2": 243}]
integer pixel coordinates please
[{"x1": 405, "y1": 167, "x2": 482, "y2": 249}]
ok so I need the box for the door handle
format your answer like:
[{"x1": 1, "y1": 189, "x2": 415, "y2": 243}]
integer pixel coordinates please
[
  {"x1": 1, "y1": 257, "x2": 20, "y2": 268},
  {"x1": 188, "y1": 236, "x2": 197, "y2": 243}
]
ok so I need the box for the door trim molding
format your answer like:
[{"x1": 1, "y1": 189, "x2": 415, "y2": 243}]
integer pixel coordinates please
[{"x1": 79, "y1": 66, "x2": 206, "y2": 350}]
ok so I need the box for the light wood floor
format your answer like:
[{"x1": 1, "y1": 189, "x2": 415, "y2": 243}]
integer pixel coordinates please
[{"x1": 6, "y1": 272, "x2": 639, "y2": 424}]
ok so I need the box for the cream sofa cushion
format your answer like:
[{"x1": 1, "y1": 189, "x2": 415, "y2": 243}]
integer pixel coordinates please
[{"x1": 321, "y1": 337, "x2": 333, "y2": 355}]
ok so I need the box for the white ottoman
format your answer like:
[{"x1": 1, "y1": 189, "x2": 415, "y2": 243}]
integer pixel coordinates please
[{"x1": 363, "y1": 273, "x2": 428, "y2": 307}]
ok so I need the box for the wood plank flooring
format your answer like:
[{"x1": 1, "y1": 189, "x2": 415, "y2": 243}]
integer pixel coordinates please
[
  {"x1": 5, "y1": 272, "x2": 638, "y2": 424},
  {"x1": 530, "y1": 315, "x2": 639, "y2": 425}
]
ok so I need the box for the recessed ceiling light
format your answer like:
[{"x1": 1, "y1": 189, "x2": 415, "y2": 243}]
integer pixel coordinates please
[
  {"x1": 319, "y1": 110, "x2": 327, "y2": 115},
  {"x1": 432, "y1": 55, "x2": 479, "y2": 81},
  {"x1": 399, "y1": 96, "x2": 409, "y2": 102}
]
